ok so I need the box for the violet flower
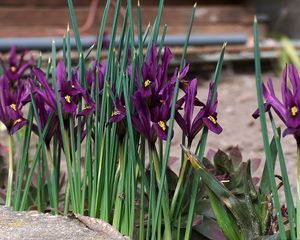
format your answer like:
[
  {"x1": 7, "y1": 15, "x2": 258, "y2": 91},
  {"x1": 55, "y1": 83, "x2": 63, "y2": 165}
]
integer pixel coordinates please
[
  {"x1": 57, "y1": 61, "x2": 85, "y2": 114},
  {"x1": 253, "y1": 64, "x2": 300, "y2": 138},
  {"x1": 86, "y1": 60, "x2": 106, "y2": 97},
  {"x1": 137, "y1": 45, "x2": 173, "y2": 98},
  {"x1": 78, "y1": 91, "x2": 96, "y2": 117},
  {"x1": 198, "y1": 81, "x2": 222, "y2": 135},
  {"x1": 131, "y1": 90, "x2": 173, "y2": 144},
  {"x1": 31, "y1": 61, "x2": 93, "y2": 115},
  {"x1": 0, "y1": 45, "x2": 33, "y2": 81},
  {"x1": 109, "y1": 97, "x2": 126, "y2": 123},
  {"x1": 0, "y1": 76, "x2": 27, "y2": 134},
  {"x1": 176, "y1": 80, "x2": 222, "y2": 147}
]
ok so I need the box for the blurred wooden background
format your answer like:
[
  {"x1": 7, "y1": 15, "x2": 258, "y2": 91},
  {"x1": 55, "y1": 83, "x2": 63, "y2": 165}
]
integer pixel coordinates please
[{"x1": 0, "y1": 0, "x2": 257, "y2": 39}]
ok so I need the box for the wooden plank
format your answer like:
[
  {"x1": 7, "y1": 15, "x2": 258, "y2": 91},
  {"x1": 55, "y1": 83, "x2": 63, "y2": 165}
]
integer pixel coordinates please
[
  {"x1": 0, "y1": 25, "x2": 258, "y2": 38},
  {"x1": 0, "y1": 5, "x2": 256, "y2": 38},
  {"x1": 0, "y1": 6, "x2": 255, "y2": 27}
]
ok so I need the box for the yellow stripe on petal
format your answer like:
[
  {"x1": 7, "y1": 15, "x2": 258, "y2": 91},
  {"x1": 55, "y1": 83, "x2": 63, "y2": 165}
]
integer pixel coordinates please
[
  {"x1": 64, "y1": 95, "x2": 71, "y2": 103},
  {"x1": 158, "y1": 121, "x2": 166, "y2": 131},
  {"x1": 13, "y1": 118, "x2": 22, "y2": 126},
  {"x1": 10, "y1": 104, "x2": 17, "y2": 111},
  {"x1": 112, "y1": 110, "x2": 121, "y2": 116},
  {"x1": 208, "y1": 115, "x2": 217, "y2": 125},
  {"x1": 144, "y1": 79, "x2": 151, "y2": 87},
  {"x1": 291, "y1": 106, "x2": 298, "y2": 117}
]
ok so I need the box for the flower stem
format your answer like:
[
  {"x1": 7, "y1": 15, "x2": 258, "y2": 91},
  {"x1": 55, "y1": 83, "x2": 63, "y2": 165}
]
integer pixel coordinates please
[
  {"x1": 150, "y1": 145, "x2": 172, "y2": 239},
  {"x1": 6, "y1": 135, "x2": 13, "y2": 207},
  {"x1": 297, "y1": 140, "x2": 300, "y2": 239},
  {"x1": 170, "y1": 156, "x2": 187, "y2": 218}
]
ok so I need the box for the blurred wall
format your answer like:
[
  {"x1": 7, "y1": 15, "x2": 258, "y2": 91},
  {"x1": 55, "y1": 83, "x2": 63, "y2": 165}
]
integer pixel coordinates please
[{"x1": 253, "y1": 0, "x2": 300, "y2": 38}]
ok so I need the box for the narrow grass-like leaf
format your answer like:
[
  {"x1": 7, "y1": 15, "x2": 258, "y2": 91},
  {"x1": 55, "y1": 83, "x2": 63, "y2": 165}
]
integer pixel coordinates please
[
  {"x1": 259, "y1": 132, "x2": 278, "y2": 194},
  {"x1": 19, "y1": 112, "x2": 55, "y2": 210},
  {"x1": 269, "y1": 112, "x2": 296, "y2": 239},
  {"x1": 157, "y1": 24, "x2": 167, "y2": 59},
  {"x1": 95, "y1": 0, "x2": 111, "y2": 63},
  {"x1": 67, "y1": 0, "x2": 82, "y2": 53},
  {"x1": 184, "y1": 42, "x2": 226, "y2": 240},
  {"x1": 253, "y1": 17, "x2": 286, "y2": 240},
  {"x1": 14, "y1": 106, "x2": 33, "y2": 210},
  {"x1": 146, "y1": 0, "x2": 164, "y2": 57},
  {"x1": 207, "y1": 190, "x2": 241, "y2": 240},
  {"x1": 51, "y1": 41, "x2": 78, "y2": 212},
  {"x1": 30, "y1": 90, "x2": 56, "y2": 212},
  {"x1": 151, "y1": 4, "x2": 197, "y2": 239},
  {"x1": 116, "y1": 7, "x2": 129, "y2": 62},
  {"x1": 83, "y1": 43, "x2": 95, "y2": 60}
]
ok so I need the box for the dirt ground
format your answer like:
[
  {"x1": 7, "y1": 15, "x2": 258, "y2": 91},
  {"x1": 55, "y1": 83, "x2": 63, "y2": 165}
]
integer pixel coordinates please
[{"x1": 170, "y1": 69, "x2": 297, "y2": 199}]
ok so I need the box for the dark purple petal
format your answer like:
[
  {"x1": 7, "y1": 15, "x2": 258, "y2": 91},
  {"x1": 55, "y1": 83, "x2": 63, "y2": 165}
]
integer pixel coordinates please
[
  {"x1": 131, "y1": 115, "x2": 148, "y2": 138},
  {"x1": 175, "y1": 111, "x2": 188, "y2": 134},
  {"x1": 286, "y1": 110, "x2": 300, "y2": 129},
  {"x1": 184, "y1": 78, "x2": 197, "y2": 131},
  {"x1": 8, "y1": 46, "x2": 17, "y2": 67},
  {"x1": 281, "y1": 66, "x2": 295, "y2": 109},
  {"x1": 179, "y1": 62, "x2": 190, "y2": 79},
  {"x1": 149, "y1": 44, "x2": 158, "y2": 67},
  {"x1": 153, "y1": 121, "x2": 171, "y2": 141},
  {"x1": 263, "y1": 81, "x2": 286, "y2": 122},
  {"x1": 61, "y1": 96, "x2": 77, "y2": 114},
  {"x1": 288, "y1": 64, "x2": 300, "y2": 106},
  {"x1": 203, "y1": 117, "x2": 223, "y2": 134},
  {"x1": 252, "y1": 103, "x2": 271, "y2": 119},
  {"x1": 9, "y1": 118, "x2": 27, "y2": 135},
  {"x1": 57, "y1": 60, "x2": 67, "y2": 91},
  {"x1": 109, "y1": 112, "x2": 126, "y2": 123},
  {"x1": 16, "y1": 58, "x2": 33, "y2": 77},
  {"x1": 176, "y1": 96, "x2": 185, "y2": 110}
]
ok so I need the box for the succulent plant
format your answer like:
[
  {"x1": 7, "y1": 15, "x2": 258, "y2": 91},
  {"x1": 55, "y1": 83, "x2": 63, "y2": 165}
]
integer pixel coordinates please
[{"x1": 181, "y1": 131, "x2": 288, "y2": 240}]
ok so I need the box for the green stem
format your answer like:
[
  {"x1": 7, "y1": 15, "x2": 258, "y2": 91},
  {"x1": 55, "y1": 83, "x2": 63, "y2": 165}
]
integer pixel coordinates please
[
  {"x1": 64, "y1": 182, "x2": 70, "y2": 215},
  {"x1": 170, "y1": 156, "x2": 187, "y2": 218},
  {"x1": 297, "y1": 140, "x2": 300, "y2": 239},
  {"x1": 149, "y1": 145, "x2": 172, "y2": 239},
  {"x1": 6, "y1": 135, "x2": 13, "y2": 207}
]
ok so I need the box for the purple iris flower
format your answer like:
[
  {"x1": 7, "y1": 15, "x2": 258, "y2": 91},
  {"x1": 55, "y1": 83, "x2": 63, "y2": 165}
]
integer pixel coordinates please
[
  {"x1": 137, "y1": 45, "x2": 173, "y2": 98},
  {"x1": 131, "y1": 91, "x2": 157, "y2": 143},
  {"x1": 32, "y1": 93, "x2": 59, "y2": 146},
  {"x1": 253, "y1": 64, "x2": 300, "y2": 137},
  {"x1": 0, "y1": 45, "x2": 33, "y2": 81},
  {"x1": 131, "y1": 90, "x2": 174, "y2": 143},
  {"x1": 86, "y1": 60, "x2": 106, "y2": 96},
  {"x1": 106, "y1": 45, "x2": 177, "y2": 143},
  {"x1": 57, "y1": 61, "x2": 85, "y2": 114},
  {"x1": 198, "y1": 81, "x2": 222, "y2": 134},
  {"x1": 31, "y1": 60, "x2": 93, "y2": 115},
  {"x1": 176, "y1": 80, "x2": 222, "y2": 147},
  {"x1": 0, "y1": 75, "x2": 27, "y2": 134},
  {"x1": 171, "y1": 62, "x2": 190, "y2": 93},
  {"x1": 108, "y1": 97, "x2": 127, "y2": 139},
  {"x1": 78, "y1": 91, "x2": 96, "y2": 117},
  {"x1": 109, "y1": 97, "x2": 126, "y2": 123}
]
